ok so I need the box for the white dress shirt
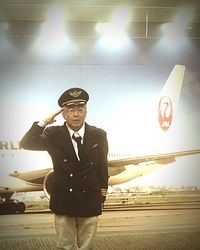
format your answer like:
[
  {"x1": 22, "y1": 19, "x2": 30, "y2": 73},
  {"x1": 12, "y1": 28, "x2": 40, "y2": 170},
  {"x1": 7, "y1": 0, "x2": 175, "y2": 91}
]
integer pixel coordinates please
[{"x1": 66, "y1": 123, "x2": 85, "y2": 160}]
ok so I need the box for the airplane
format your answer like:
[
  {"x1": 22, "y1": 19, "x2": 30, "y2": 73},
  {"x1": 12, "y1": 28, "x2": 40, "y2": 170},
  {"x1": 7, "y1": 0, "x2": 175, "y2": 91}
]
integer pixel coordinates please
[{"x1": 0, "y1": 64, "x2": 200, "y2": 214}]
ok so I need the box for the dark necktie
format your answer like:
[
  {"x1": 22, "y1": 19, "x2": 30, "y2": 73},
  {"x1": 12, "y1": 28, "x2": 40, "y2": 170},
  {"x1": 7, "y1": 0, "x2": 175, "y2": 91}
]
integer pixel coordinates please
[{"x1": 72, "y1": 134, "x2": 83, "y2": 160}]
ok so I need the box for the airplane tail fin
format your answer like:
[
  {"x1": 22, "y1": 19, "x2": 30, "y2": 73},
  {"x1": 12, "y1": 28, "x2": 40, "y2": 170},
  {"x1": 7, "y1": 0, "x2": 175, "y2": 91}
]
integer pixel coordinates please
[{"x1": 157, "y1": 64, "x2": 185, "y2": 131}]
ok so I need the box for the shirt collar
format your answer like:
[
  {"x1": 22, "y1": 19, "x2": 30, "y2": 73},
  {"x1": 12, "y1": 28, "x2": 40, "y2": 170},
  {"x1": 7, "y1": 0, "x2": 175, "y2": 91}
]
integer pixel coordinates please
[{"x1": 66, "y1": 122, "x2": 85, "y2": 139}]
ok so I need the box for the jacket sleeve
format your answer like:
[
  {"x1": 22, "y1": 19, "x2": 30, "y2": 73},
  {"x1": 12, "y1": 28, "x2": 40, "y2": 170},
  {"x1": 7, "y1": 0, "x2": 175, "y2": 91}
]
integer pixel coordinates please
[
  {"x1": 20, "y1": 122, "x2": 50, "y2": 151},
  {"x1": 98, "y1": 130, "x2": 109, "y2": 203}
]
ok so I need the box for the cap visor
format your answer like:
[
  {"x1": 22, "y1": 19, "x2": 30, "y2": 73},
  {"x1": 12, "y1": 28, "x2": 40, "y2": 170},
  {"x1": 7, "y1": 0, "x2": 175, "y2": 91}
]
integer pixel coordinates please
[{"x1": 63, "y1": 100, "x2": 86, "y2": 106}]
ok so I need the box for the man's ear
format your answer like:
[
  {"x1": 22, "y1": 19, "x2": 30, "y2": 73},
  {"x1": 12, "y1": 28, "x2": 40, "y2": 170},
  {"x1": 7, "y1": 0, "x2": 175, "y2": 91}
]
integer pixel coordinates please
[{"x1": 62, "y1": 108, "x2": 66, "y2": 119}]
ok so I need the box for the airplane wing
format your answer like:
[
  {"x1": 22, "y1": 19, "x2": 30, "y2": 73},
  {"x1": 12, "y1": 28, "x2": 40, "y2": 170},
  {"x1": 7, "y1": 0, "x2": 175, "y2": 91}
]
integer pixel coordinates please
[
  {"x1": 9, "y1": 148, "x2": 200, "y2": 183},
  {"x1": 9, "y1": 168, "x2": 52, "y2": 184},
  {"x1": 108, "y1": 149, "x2": 200, "y2": 168},
  {"x1": 108, "y1": 149, "x2": 200, "y2": 185}
]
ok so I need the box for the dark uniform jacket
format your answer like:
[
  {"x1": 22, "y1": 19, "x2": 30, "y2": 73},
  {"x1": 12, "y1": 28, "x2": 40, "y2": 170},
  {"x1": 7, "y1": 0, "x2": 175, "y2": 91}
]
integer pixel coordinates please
[{"x1": 20, "y1": 122, "x2": 108, "y2": 217}]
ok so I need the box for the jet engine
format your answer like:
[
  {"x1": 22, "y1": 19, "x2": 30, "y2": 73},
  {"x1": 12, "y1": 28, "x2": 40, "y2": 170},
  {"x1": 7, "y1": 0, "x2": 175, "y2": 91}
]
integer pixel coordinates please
[{"x1": 43, "y1": 170, "x2": 54, "y2": 200}]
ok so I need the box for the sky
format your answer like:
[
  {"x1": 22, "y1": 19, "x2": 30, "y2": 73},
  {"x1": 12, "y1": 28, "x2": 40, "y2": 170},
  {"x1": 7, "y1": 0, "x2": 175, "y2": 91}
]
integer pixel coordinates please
[{"x1": 0, "y1": 19, "x2": 200, "y2": 188}]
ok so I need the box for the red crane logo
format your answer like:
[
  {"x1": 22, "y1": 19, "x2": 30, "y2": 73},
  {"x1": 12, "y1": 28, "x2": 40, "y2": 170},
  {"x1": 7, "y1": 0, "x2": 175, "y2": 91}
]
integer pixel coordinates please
[{"x1": 158, "y1": 96, "x2": 173, "y2": 131}]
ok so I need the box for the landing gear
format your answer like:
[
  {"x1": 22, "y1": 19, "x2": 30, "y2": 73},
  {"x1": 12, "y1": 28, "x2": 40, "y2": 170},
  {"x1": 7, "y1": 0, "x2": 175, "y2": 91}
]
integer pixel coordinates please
[{"x1": 0, "y1": 196, "x2": 26, "y2": 214}]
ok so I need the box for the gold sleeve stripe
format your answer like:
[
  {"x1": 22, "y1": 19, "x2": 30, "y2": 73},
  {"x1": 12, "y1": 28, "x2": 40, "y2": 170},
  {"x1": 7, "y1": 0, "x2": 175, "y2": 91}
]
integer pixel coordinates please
[{"x1": 101, "y1": 189, "x2": 107, "y2": 196}]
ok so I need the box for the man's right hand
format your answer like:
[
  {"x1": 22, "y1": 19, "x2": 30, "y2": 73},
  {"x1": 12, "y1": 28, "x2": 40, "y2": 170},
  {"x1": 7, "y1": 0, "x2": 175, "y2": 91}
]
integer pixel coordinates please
[{"x1": 41, "y1": 108, "x2": 64, "y2": 126}]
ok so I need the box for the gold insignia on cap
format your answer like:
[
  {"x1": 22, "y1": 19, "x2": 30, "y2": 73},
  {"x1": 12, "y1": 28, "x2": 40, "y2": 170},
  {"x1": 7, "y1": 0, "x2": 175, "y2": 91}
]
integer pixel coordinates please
[{"x1": 69, "y1": 90, "x2": 82, "y2": 98}]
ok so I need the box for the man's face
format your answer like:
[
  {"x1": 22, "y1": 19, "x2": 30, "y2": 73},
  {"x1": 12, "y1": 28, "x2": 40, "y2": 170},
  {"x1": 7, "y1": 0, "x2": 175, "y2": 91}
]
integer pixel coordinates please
[{"x1": 62, "y1": 103, "x2": 87, "y2": 131}]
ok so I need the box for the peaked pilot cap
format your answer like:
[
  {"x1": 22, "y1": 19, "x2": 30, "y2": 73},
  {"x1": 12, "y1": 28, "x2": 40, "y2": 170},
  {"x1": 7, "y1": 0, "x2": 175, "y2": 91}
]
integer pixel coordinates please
[{"x1": 58, "y1": 87, "x2": 89, "y2": 107}]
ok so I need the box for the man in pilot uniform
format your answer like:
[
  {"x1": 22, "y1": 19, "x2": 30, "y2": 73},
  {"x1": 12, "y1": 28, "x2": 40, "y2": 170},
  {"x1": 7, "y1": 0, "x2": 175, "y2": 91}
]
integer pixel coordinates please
[{"x1": 20, "y1": 87, "x2": 108, "y2": 250}]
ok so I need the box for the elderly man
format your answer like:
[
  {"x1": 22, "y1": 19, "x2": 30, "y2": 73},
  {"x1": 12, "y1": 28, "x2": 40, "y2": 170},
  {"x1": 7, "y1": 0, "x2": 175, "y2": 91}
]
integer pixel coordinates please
[{"x1": 20, "y1": 87, "x2": 108, "y2": 250}]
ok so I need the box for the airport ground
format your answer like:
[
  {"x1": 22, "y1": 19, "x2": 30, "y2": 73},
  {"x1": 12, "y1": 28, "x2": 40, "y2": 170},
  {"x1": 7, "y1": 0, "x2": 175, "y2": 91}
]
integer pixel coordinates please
[{"x1": 0, "y1": 191, "x2": 200, "y2": 249}]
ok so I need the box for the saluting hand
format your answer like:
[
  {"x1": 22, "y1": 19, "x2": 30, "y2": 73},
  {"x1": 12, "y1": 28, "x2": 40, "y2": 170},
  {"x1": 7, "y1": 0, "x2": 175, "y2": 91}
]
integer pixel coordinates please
[{"x1": 42, "y1": 108, "x2": 64, "y2": 126}]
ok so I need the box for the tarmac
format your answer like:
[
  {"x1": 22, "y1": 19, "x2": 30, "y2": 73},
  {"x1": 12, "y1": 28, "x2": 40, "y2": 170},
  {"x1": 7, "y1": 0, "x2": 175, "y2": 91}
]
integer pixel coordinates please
[
  {"x1": 0, "y1": 206, "x2": 200, "y2": 250},
  {"x1": 0, "y1": 231, "x2": 200, "y2": 250}
]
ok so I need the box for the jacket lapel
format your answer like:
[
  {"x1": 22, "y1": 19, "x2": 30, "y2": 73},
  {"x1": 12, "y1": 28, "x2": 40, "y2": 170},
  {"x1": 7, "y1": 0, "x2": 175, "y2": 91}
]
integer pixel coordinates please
[
  {"x1": 59, "y1": 123, "x2": 79, "y2": 164},
  {"x1": 58, "y1": 123, "x2": 98, "y2": 164},
  {"x1": 82, "y1": 124, "x2": 98, "y2": 162}
]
